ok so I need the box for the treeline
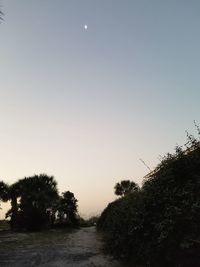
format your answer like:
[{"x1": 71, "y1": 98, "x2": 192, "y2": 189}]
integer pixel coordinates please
[
  {"x1": 98, "y1": 133, "x2": 200, "y2": 267},
  {"x1": 0, "y1": 174, "x2": 78, "y2": 231}
]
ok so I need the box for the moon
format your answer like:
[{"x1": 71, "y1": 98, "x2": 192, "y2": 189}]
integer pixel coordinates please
[{"x1": 84, "y1": 25, "x2": 88, "y2": 30}]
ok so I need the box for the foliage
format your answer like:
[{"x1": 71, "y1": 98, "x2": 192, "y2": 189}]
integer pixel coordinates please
[
  {"x1": 114, "y1": 180, "x2": 139, "y2": 196},
  {"x1": 79, "y1": 215, "x2": 99, "y2": 227},
  {"x1": 0, "y1": 181, "x2": 9, "y2": 204},
  {"x1": 7, "y1": 174, "x2": 59, "y2": 231},
  {"x1": 4, "y1": 174, "x2": 79, "y2": 231},
  {"x1": 98, "y1": 133, "x2": 200, "y2": 266},
  {"x1": 55, "y1": 191, "x2": 78, "y2": 227}
]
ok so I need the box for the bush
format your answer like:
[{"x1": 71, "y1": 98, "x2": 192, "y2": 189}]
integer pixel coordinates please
[{"x1": 98, "y1": 136, "x2": 200, "y2": 266}]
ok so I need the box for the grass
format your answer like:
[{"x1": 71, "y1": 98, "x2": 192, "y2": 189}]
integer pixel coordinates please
[
  {"x1": 0, "y1": 227, "x2": 75, "y2": 249},
  {"x1": 0, "y1": 220, "x2": 10, "y2": 231}
]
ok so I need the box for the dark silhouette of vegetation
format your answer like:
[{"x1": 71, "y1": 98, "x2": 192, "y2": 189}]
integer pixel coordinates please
[
  {"x1": 55, "y1": 191, "x2": 78, "y2": 227},
  {"x1": 6, "y1": 174, "x2": 59, "y2": 231},
  {"x1": 114, "y1": 179, "x2": 139, "y2": 196},
  {"x1": 79, "y1": 215, "x2": 99, "y2": 227},
  {"x1": 0, "y1": 181, "x2": 8, "y2": 207},
  {"x1": 98, "y1": 130, "x2": 200, "y2": 267},
  {"x1": 1, "y1": 174, "x2": 79, "y2": 231}
]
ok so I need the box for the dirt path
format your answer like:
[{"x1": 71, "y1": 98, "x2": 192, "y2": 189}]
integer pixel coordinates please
[{"x1": 0, "y1": 227, "x2": 123, "y2": 267}]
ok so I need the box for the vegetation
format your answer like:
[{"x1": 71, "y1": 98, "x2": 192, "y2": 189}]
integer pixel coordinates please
[
  {"x1": 1, "y1": 127, "x2": 200, "y2": 266},
  {"x1": 0, "y1": 227, "x2": 73, "y2": 250},
  {"x1": 0, "y1": 174, "x2": 78, "y2": 231},
  {"x1": 79, "y1": 216, "x2": 99, "y2": 227},
  {"x1": 98, "y1": 131, "x2": 200, "y2": 267},
  {"x1": 0, "y1": 181, "x2": 9, "y2": 206},
  {"x1": 0, "y1": 220, "x2": 10, "y2": 231},
  {"x1": 114, "y1": 179, "x2": 139, "y2": 197},
  {"x1": 55, "y1": 191, "x2": 79, "y2": 227}
]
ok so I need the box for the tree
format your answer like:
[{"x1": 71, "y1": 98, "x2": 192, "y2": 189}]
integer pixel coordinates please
[
  {"x1": 7, "y1": 174, "x2": 59, "y2": 231},
  {"x1": 7, "y1": 181, "x2": 22, "y2": 230},
  {"x1": 114, "y1": 180, "x2": 139, "y2": 197},
  {"x1": 58, "y1": 191, "x2": 78, "y2": 225},
  {"x1": 0, "y1": 181, "x2": 9, "y2": 207}
]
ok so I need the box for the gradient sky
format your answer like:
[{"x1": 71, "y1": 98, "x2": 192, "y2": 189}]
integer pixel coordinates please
[{"x1": 0, "y1": 0, "x2": 200, "y2": 218}]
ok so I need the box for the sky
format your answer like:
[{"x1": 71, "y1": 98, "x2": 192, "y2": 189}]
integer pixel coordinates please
[{"x1": 0, "y1": 0, "x2": 200, "y2": 218}]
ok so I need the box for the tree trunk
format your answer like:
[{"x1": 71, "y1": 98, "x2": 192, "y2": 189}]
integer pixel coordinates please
[{"x1": 10, "y1": 196, "x2": 18, "y2": 230}]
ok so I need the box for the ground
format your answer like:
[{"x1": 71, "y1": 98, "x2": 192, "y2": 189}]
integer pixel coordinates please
[{"x1": 0, "y1": 226, "x2": 123, "y2": 267}]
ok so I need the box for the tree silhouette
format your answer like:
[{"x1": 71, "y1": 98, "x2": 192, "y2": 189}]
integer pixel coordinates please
[
  {"x1": 0, "y1": 181, "x2": 8, "y2": 207},
  {"x1": 2, "y1": 174, "x2": 79, "y2": 230},
  {"x1": 7, "y1": 174, "x2": 59, "y2": 231},
  {"x1": 7, "y1": 181, "x2": 22, "y2": 230},
  {"x1": 114, "y1": 180, "x2": 139, "y2": 197},
  {"x1": 58, "y1": 191, "x2": 78, "y2": 225}
]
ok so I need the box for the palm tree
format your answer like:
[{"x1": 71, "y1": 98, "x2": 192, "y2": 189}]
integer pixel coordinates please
[
  {"x1": 7, "y1": 174, "x2": 59, "y2": 231},
  {"x1": 114, "y1": 180, "x2": 139, "y2": 197},
  {"x1": 58, "y1": 191, "x2": 78, "y2": 225}
]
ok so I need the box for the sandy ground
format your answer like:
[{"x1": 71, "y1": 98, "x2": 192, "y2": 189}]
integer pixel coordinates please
[{"x1": 0, "y1": 227, "x2": 123, "y2": 267}]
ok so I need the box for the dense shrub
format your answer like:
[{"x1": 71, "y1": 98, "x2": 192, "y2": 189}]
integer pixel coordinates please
[{"x1": 98, "y1": 136, "x2": 200, "y2": 266}]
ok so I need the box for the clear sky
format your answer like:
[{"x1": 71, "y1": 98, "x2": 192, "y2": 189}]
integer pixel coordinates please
[{"x1": 0, "y1": 0, "x2": 200, "y2": 218}]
